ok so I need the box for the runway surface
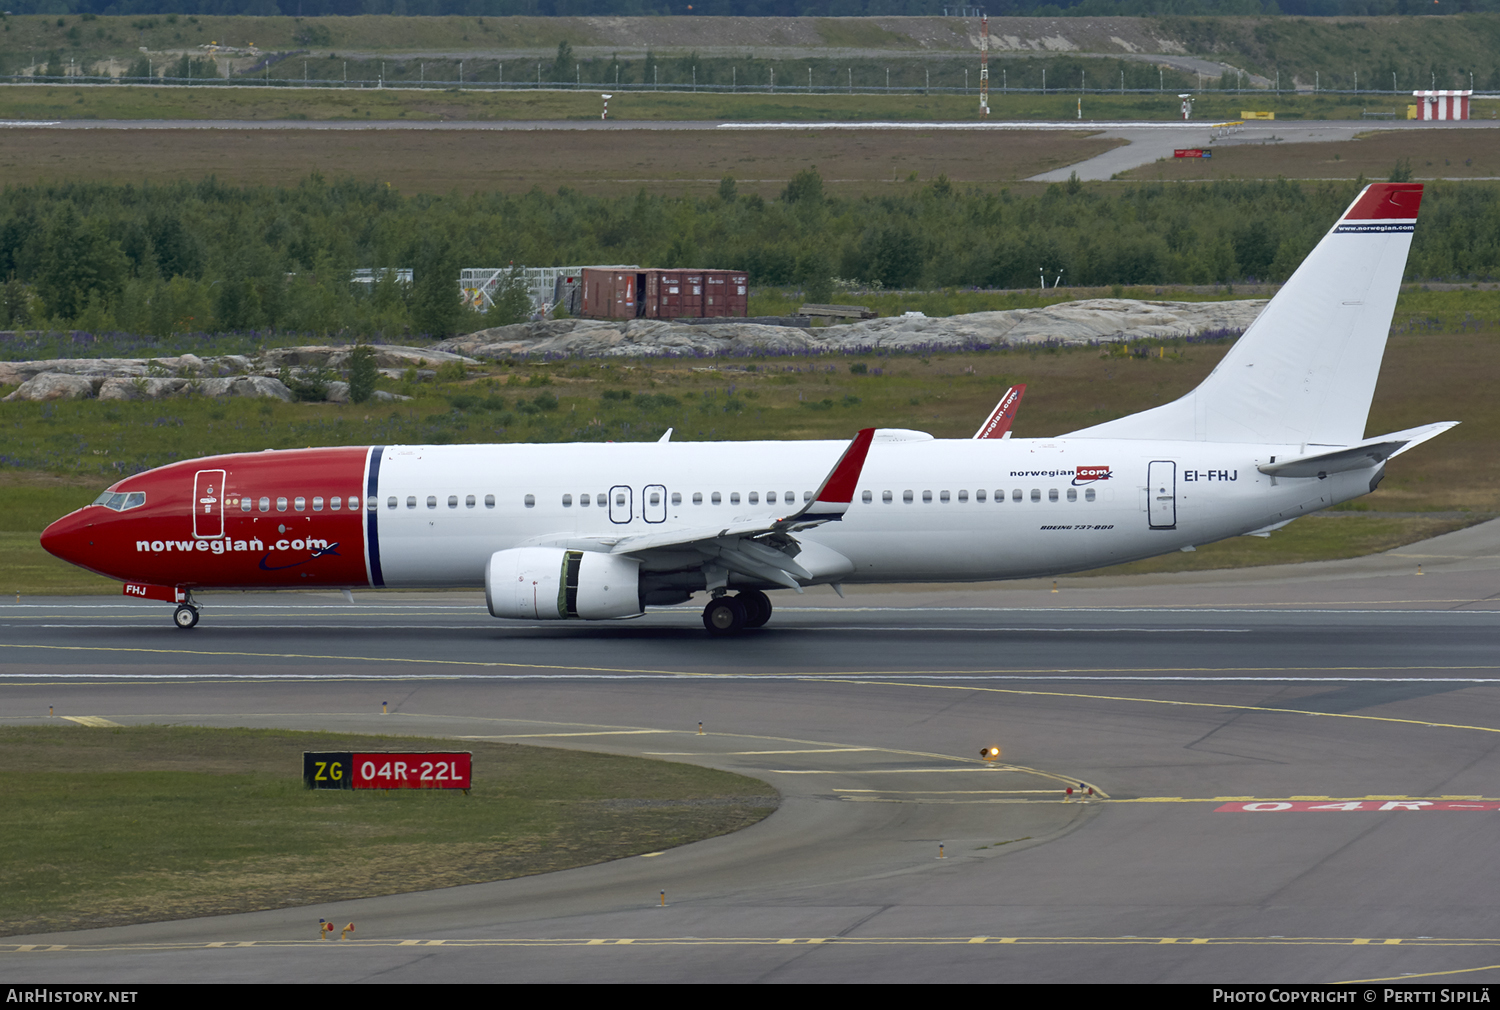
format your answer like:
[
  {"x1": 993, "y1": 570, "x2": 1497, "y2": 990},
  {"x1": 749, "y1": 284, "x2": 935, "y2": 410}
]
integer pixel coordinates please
[{"x1": 4, "y1": 519, "x2": 1500, "y2": 983}]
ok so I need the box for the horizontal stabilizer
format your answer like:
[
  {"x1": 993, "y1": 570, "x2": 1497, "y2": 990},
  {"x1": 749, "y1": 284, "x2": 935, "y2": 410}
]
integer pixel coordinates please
[{"x1": 1257, "y1": 422, "x2": 1458, "y2": 478}]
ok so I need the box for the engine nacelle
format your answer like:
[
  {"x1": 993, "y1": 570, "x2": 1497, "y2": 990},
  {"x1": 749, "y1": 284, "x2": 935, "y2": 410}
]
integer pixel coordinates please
[{"x1": 485, "y1": 547, "x2": 643, "y2": 621}]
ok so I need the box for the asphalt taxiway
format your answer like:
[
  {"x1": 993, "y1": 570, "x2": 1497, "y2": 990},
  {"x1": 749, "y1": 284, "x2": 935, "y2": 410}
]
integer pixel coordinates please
[{"x1": 4, "y1": 520, "x2": 1500, "y2": 983}]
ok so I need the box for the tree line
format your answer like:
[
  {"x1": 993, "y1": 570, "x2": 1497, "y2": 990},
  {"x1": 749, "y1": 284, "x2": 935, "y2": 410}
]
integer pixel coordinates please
[{"x1": 2, "y1": 173, "x2": 1496, "y2": 339}]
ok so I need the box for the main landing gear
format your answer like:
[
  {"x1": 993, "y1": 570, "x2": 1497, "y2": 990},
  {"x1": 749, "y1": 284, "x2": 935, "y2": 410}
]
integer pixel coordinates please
[
  {"x1": 702, "y1": 589, "x2": 772, "y2": 636},
  {"x1": 173, "y1": 604, "x2": 199, "y2": 630}
]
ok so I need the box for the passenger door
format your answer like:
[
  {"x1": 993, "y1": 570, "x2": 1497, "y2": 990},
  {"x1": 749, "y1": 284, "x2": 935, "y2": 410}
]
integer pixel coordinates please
[
  {"x1": 1147, "y1": 461, "x2": 1177, "y2": 530},
  {"x1": 193, "y1": 469, "x2": 226, "y2": 539},
  {"x1": 642, "y1": 484, "x2": 667, "y2": 523}
]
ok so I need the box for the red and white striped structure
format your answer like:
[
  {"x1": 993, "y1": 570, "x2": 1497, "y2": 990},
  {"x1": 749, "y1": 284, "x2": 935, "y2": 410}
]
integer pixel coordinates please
[
  {"x1": 1412, "y1": 90, "x2": 1471, "y2": 120},
  {"x1": 978, "y1": 14, "x2": 989, "y2": 117}
]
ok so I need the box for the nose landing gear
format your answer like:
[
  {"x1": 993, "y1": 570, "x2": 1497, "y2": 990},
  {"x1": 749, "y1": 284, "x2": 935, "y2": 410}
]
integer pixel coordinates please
[
  {"x1": 701, "y1": 589, "x2": 773, "y2": 636},
  {"x1": 173, "y1": 604, "x2": 200, "y2": 630}
]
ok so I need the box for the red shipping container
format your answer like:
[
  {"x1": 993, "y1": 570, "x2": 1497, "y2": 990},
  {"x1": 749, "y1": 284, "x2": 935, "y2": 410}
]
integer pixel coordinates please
[
  {"x1": 583, "y1": 267, "x2": 748, "y2": 320},
  {"x1": 580, "y1": 268, "x2": 637, "y2": 319},
  {"x1": 650, "y1": 269, "x2": 689, "y2": 319},
  {"x1": 723, "y1": 271, "x2": 749, "y2": 317}
]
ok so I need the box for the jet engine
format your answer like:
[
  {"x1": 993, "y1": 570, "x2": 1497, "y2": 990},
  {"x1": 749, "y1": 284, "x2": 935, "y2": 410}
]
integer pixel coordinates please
[{"x1": 485, "y1": 547, "x2": 643, "y2": 621}]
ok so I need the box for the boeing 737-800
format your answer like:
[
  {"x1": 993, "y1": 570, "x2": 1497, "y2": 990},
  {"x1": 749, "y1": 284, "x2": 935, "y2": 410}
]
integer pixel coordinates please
[{"x1": 40, "y1": 183, "x2": 1455, "y2": 635}]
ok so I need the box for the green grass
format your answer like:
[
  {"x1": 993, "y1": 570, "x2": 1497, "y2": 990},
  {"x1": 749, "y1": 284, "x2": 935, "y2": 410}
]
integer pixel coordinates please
[
  {"x1": 0, "y1": 725, "x2": 775, "y2": 936},
  {"x1": 1077, "y1": 512, "x2": 1489, "y2": 578}
]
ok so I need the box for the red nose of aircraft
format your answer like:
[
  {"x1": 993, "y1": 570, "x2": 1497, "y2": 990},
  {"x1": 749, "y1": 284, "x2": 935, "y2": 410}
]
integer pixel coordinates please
[{"x1": 40, "y1": 508, "x2": 95, "y2": 570}]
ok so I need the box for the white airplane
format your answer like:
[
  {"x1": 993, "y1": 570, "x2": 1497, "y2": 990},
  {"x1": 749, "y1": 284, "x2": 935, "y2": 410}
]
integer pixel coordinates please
[{"x1": 42, "y1": 183, "x2": 1454, "y2": 635}]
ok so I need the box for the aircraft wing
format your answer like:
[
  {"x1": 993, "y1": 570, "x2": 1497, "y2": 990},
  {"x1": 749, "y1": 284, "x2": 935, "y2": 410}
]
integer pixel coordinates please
[
  {"x1": 974, "y1": 384, "x2": 1026, "y2": 439},
  {"x1": 600, "y1": 427, "x2": 877, "y2": 590}
]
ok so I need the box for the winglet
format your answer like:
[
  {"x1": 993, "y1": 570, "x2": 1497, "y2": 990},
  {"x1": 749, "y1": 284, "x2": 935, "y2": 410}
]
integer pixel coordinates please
[
  {"x1": 779, "y1": 427, "x2": 876, "y2": 525},
  {"x1": 974, "y1": 384, "x2": 1027, "y2": 439}
]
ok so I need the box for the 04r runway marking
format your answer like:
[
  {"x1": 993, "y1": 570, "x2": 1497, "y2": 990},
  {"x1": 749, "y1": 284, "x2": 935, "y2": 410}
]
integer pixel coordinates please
[{"x1": 6, "y1": 936, "x2": 1499, "y2": 954}]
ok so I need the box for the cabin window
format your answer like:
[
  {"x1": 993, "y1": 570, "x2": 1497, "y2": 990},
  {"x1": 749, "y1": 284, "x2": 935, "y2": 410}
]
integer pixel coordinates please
[
  {"x1": 922, "y1": 490, "x2": 933, "y2": 503},
  {"x1": 294, "y1": 497, "x2": 306, "y2": 512},
  {"x1": 485, "y1": 494, "x2": 495, "y2": 508},
  {"x1": 957, "y1": 490, "x2": 968, "y2": 502},
  {"x1": 241, "y1": 498, "x2": 252, "y2": 512},
  {"x1": 862, "y1": 490, "x2": 873, "y2": 503},
  {"x1": 939, "y1": 491, "x2": 950, "y2": 503},
  {"x1": 883, "y1": 490, "x2": 893, "y2": 503},
  {"x1": 312, "y1": 497, "x2": 324, "y2": 511},
  {"x1": 785, "y1": 490, "x2": 795, "y2": 503},
  {"x1": 579, "y1": 493, "x2": 590, "y2": 507},
  {"x1": 903, "y1": 490, "x2": 914, "y2": 503},
  {"x1": 595, "y1": 494, "x2": 606, "y2": 507},
  {"x1": 562, "y1": 494, "x2": 573, "y2": 507},
  {"x1": 711, "y1": 492, "x2": 722, "y2": 505},
  {"x1": 649, "y1": 490, "x2": 661, "y2": 506},
  {"x1": 524, "y1": 494, "x2": 536, "y2": 508},
  {"x1": 1048, "y1": 488, "x2": 1059, "y2": 503},
  {"x1": 804, "y1": 491, "x2": 813, "y2": 502},
  {"x1": 448, "y1": 495, "x2": 458, "y2": 509},
  {"x1": 387, "y1": 497, "x2": 397, "y2": 510},
  {"x1": 1067, "y1": 488, "x2": 1077, "y2": 502},
  {"x1": 426, "y1": 496, "x2": 437, "y2": 509},
  {"x1": 350, "y1": 497, "x2": 361, "y2": 511},
  {"x1": 406, "y1": 496, "x2": 417, "y2": 509},
  {"x1": 1031, "y1": 489, "x2": 1041, "y2": 502},
  {"x1": 466, "y1": 495, "x2": 476, "y2": 508},
  {"x1": 1013, "y1": 489, "x2": 1023, "y2": 502},
  {"x1": 730, "y1": 492, "x2": 741, "y2": 505},
  {"x1": 693, "y1": 492, "x2": 703, "y2": 504},
  {"x1": 767, "y1": 492, "x2": 778, "y2": 504},
  {"x1": 1085, "y1": 488, "x2": 1096, "y2": 502},
  {"x1": 276, "y1": 497, "x2": 288, "y2": 512},
  {"x1": 329, "y1": 496, "x2": 341, "y2": 511},
  {"x1": 671, "y1": 492, "x2": 682, "y2": 505},
  {"x1": 748, "y1": 491, "x2": 759, "y2": 504},
  {"x1": 976, "y1": 489, "x2": 986, "y2": 502},
  {"x1": 615, "y1": 491, "x2": 627, "y2": 507}
]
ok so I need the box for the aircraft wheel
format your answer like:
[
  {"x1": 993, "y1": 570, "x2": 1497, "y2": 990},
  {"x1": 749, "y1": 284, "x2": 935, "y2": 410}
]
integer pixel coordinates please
[
  {"x1": 702, "y1": 596, "x2": 747, "y2": 636},
  {"x1": 173, "y1": 605, "x2": 199, "y2": 630},
  {"x1": 737, "y1": 589, "x2": 772, "y2": 629}
]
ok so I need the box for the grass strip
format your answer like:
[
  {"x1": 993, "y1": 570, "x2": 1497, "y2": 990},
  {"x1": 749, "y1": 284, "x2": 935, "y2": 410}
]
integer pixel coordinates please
[
  {"x1": 1076, "y1": 513, "x2": 1490, "y2": 578},
  {"x1": 0, "y1": 725, "x2": 776, "y2": 936}
]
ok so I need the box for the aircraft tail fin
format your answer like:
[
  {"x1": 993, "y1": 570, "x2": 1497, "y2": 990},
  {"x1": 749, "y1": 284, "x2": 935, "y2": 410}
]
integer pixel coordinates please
[
  {"x1": 974, "y1": 384, "x2": 1027, "y2": 439},
  {"x1": 1066, "y1": 183, "x2": 1423, "y2": 446}
]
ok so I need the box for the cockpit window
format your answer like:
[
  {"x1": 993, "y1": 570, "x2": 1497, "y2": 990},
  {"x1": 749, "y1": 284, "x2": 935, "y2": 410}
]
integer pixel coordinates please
[{"x1": 93, "y1": 491, "x2": 146, "y2": 512}]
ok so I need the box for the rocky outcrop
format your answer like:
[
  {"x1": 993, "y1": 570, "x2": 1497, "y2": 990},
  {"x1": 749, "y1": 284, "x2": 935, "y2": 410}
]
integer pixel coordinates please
[
  {"x1": 1, "y1": 372, "x2": 98, "y2": 402},
  {"x1": 435, "y1": 299, "x2": 1267, "y2": 360},
  {"x1": 0, "y1": 343, "x2": 470, "y2": 402}
]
